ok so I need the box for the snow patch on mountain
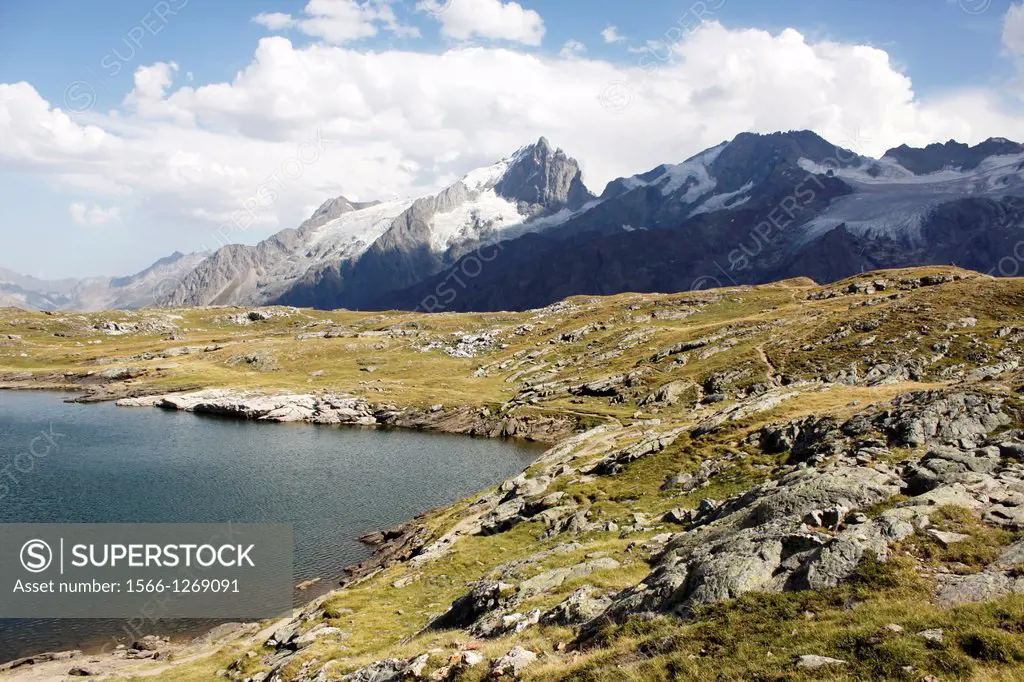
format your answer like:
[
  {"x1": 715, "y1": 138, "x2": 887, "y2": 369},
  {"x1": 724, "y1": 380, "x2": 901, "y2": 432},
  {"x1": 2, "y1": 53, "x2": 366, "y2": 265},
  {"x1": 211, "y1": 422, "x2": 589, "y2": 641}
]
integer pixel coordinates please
[
  {"x1": 660, "y1": 142, "x2": 727, "y2": 198},
  {"x1": 460, "y1": 144, "x2": 536, "y2": 192},
  {"x1": 429, "y1": 189, "x2": 526, "y2": 251},
  {"x1": 797, "y1": 150, "x2": 1024, "y2": 248},
  {"x1": 617, "y1": 142, "x2": 727, "y2": 204},
  {"x1": 307, "y1": 198, "x2": 414, "y2": 257},
  {"x1": 690, "y1": 181, "x2": 754, "y2": 217},
  {"x1": 461, "y1": 159, "x2": 512, "y2": 192}
]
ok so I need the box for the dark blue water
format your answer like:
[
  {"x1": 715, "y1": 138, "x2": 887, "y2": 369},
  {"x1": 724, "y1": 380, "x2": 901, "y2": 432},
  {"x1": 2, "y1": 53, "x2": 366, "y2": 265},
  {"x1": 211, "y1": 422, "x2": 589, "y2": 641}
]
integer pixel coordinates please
[{"x1": 0, "y1": 391, "x2": 541, "y2": 660}]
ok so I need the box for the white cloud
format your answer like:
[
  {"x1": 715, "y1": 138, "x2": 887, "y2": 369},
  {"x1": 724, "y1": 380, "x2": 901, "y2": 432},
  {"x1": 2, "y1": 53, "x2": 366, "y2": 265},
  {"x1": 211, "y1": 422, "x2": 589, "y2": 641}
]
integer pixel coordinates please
[
  {"x1": 601, "y1": 25, "x2": 625, "y2": 43},
  {"x1": 1004, "y1": 2, "x2": 1024, "y2": 54},
  {"x1": 252, "y1": 11, "x2": 296, "y2": 30},
  {"x1": 627, "y1": 39, "x2": 663, "y2": 55},
  {"x1": 253, "y1": 0, "x2": 418, "y2": 45},
  {"x1": 418, "y1": 0, "x2": 544, "y2": 45},
  {"x1": 69, "y1": 202, "x2": 121, "y2": 227},
  {"x1": 559, "y1": 40, "x2": 586, "y2": 58},
  {"x1": 253, "y1": 12, "x2": 296, "y2": 31},
  {"x1": 122, "y1": 62, "x2": 187, "y2": 120},
  {"x1": 3, "y1": 22, "x2": 1024, "y2": 253}
]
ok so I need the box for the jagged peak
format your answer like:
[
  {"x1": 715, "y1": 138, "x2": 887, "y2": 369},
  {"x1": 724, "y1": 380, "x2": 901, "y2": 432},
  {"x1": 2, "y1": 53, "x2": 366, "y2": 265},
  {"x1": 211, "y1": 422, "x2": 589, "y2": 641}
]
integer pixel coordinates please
[
  {"x1": 882, "y1": 136, "x2": 1024, "y2": 175},
  {"x1": 495, "y1": 138, "x2": 593, "y2": 210},
  {"x1": 458, "y1": 137, "x2": 583, "y2": 188}
]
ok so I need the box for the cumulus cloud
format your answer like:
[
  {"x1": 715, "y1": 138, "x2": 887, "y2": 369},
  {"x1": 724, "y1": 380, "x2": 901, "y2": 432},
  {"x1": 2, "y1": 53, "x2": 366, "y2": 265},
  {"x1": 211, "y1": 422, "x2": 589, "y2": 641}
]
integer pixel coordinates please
[
  {"x1": 559, "y1": 40, "x2": 586, "y2": 58},
  {"x1": 253, "y1": 0, "x2": 418, "y2": 45},
  {"x1": 601, "y1": 25, "x2": 625, "y2": 43},
  {"x1": 418, "y1": 0, "x2": 545, "y2": 45},
  {"x1": 1004, "y1": 2, "x2": 1024, "y2": 54},
  {"x1": 121, "y1": 61, "x2": 193, "y2": 122},
  {"x1": 69, "y1": 202, "x2": 121, "y2": 227},
  {"x1": 3, "y1": 21, "x2": 1024, "y2": 250}
]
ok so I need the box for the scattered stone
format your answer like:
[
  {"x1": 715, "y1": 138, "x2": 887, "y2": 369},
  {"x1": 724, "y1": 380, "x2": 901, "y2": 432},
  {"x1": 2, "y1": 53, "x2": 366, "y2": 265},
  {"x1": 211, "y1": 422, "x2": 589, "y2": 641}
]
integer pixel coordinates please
[
  {"x1": 226, "y1": 351, "x2": 279, "y2": 372},
  {"x1": 461, "y1": 651, "x2": 485, "y2": 667},
  {"x1": 796, "y1": 655, "x2": 847, "y2": 669},
  {"x1": 430, "y1": 581, "x2": 516, "y2": 630},
  {"x1": 341, "y1": 658, "x2": 409, "y2": 682},
  {"x1": 927, "y1": 529, "x2": 971, "y2": 548}
]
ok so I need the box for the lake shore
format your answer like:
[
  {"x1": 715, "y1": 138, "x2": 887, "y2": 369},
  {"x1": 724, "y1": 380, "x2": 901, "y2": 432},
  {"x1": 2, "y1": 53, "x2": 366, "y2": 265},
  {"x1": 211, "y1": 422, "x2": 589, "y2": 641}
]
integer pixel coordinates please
[{"x1": 0, "y1": 386, "x2": 549, "y2": 678}]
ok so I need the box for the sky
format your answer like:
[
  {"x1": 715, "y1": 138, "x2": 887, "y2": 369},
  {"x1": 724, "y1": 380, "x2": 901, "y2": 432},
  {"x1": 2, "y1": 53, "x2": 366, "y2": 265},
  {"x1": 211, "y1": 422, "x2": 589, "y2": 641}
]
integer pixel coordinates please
[{"x1": 1, "y1": 0, "x2": 1023, "y2": 279}]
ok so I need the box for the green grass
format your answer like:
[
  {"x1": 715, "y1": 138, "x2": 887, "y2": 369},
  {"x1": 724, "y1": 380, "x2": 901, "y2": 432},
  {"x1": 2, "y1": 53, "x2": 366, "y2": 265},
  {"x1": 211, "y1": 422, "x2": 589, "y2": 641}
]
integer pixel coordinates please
[{"x1": 904, "y1": 506, "x2": 1020, "y2": 575}]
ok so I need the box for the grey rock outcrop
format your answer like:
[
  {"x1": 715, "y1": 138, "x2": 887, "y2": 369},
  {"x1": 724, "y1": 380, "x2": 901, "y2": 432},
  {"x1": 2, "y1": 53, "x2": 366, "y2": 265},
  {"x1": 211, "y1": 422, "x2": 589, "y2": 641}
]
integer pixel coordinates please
[
  {"x1": 586, "y1": 389, "x2": 1019, "y2": 631},
  {"x1": 430, "y1": 581, "x2": 517, "y2": 631},
  {"x1": 541, "y1": 586, "x2": 613, "y2": 626}
]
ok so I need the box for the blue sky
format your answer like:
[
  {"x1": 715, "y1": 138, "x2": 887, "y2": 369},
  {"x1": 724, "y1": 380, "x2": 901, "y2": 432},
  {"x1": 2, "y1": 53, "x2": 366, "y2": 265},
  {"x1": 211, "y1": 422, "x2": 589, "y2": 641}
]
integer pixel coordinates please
[
  {"x1": 0, "y1": 1, "x2": 1015, "y2": 107},
  {"x1": 1, "y1": 0, "x2": 1022, "y2": 279}
]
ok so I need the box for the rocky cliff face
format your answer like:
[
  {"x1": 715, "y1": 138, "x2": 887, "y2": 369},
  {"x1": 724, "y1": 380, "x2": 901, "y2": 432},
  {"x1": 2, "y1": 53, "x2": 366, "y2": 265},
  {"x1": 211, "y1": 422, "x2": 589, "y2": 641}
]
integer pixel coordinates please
[{"x1": 493, "y1": 136, "x2": 592, "y2": 213}]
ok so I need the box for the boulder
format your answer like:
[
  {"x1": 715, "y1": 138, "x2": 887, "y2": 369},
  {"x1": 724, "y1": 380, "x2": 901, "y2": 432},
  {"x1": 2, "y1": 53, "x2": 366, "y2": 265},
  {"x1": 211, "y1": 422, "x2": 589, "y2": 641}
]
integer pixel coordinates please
[
  {"x1": 491, "y1": 646, "x2": 537, "y2": 677},
  {"x1": 542, "y1": 586, "x2": 613, "y2": 626},
  {"x1": 430, "y1": 581, "x2": 516, "y2": 630}
]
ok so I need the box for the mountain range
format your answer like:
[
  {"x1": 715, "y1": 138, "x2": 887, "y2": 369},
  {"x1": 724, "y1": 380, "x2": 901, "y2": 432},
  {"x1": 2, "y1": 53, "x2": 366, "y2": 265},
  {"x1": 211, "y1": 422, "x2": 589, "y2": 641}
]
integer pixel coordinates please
[
  {"x1": 0, "y1": 252, "x2": 205, "y2": 312},
  {"x1": 6, "y1": 131, "x2": 1023, "y2": 312}
]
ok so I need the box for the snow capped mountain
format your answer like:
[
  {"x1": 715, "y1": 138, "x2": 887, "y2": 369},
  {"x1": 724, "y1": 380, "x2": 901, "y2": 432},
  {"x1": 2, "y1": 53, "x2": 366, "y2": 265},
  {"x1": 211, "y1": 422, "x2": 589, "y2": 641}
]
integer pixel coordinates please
[
  {"x1": 797, "y1": 143, "x2": 1024, "y2": 246},
  {"x1": 376, "y1": 131, "x2": 1024, "y2": 312},
  {"x1": 8, "y1": 131, "x2": 1023, "y2": 313},
  {"x1": 161, "y1": 137, "x2": 594, "y2": 309}
]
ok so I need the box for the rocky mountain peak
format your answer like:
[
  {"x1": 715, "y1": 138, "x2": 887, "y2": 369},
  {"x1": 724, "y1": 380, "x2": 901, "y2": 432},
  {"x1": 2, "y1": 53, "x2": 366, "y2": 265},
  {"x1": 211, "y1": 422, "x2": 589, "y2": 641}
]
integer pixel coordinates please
[
  {"x1": 882, "y1": 137, "x2": 1024, "y2": 175},
  {"x1": 299, "y1": 195, "x2": 382, "y2": 235},
  {"x1": 494, "y1": 137, "x2": 594, "y2": 212}
]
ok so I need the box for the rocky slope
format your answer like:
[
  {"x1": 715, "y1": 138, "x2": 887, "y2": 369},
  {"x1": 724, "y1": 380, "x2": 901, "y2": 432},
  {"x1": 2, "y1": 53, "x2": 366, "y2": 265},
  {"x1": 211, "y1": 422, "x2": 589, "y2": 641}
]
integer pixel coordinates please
[{"x1": 2, "y1": 266, "x2": 1024, "y2": 681}]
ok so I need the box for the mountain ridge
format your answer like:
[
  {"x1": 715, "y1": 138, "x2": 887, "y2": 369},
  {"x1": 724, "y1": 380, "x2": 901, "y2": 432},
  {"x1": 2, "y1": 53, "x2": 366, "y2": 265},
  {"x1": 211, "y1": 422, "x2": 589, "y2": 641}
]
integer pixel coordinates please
[{"x1": 5, "y1": 131, "x2": 1023, "y2": 312}]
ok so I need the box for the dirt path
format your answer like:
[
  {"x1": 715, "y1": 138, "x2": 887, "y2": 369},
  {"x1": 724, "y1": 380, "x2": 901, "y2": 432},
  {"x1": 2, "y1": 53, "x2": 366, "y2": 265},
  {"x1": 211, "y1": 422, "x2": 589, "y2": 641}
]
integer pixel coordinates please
[{"x1": 755, "y1": 343, "x2": 782, "y2": 386}]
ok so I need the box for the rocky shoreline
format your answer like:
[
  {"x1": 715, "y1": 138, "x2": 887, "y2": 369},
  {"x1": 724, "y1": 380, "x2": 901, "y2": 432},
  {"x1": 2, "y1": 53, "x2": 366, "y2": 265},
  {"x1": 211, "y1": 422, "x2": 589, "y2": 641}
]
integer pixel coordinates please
[{"x1": 113, "y1": 387, "x2": 578, "y2": 444}]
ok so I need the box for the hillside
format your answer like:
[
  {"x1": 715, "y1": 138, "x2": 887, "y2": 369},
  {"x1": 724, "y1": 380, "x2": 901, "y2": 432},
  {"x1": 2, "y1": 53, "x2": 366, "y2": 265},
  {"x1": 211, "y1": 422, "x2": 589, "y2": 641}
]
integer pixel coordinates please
[{"x1": 1, "y1": 266, "x2": 1024, "y2": 681}]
